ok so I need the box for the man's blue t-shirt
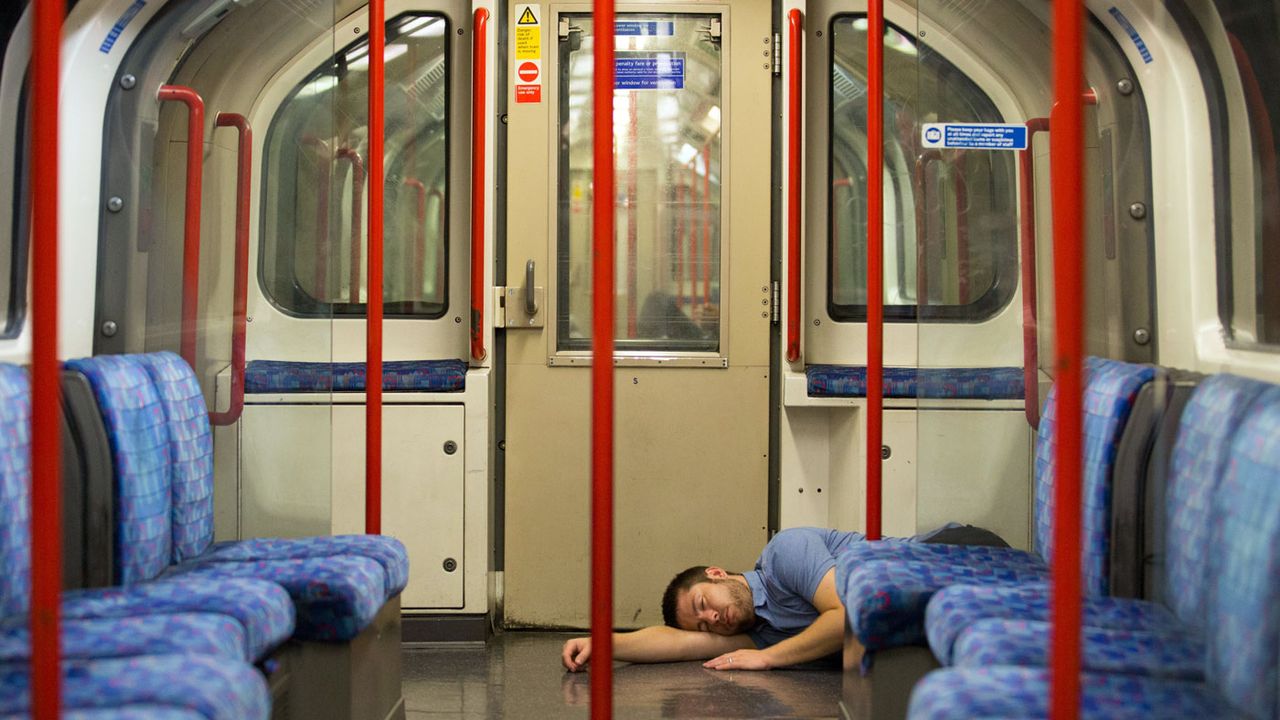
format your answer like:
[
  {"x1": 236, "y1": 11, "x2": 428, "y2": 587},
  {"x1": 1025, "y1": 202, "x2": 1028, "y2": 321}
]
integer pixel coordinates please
[{"x1": 742, "y1": 527, "x2": 863, "y2": 649}]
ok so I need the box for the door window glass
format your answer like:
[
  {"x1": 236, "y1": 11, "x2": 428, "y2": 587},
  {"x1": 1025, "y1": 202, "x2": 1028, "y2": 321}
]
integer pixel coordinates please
[
  {"x1": 260, "y1": 12, "x2": 449, "y2": 318},
  {"x1": 557, "y1": 13, "x2": 723, "y2": 353},
  {"x1": 829, "y1": 15, "x2": 1017, "y2": 322}
]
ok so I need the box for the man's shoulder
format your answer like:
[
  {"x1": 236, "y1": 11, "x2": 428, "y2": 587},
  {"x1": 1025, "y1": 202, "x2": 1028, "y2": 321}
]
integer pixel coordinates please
[{"x1": 765, "y1": 527, "x2": 862, "y2": 556}]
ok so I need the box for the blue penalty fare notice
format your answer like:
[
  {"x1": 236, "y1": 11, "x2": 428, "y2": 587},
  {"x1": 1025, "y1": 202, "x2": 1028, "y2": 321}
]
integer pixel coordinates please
[
  {"x1": 615, "y1": 53, "x2": 685, "y2": 90},
  {"x1": 921, "y1": 123, "x2": 1028, "y2": 151}
]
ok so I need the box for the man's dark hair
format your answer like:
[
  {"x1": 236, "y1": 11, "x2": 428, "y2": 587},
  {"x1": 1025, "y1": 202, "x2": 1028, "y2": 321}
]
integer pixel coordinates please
[{"x1": 661, "y1": 566, "x2": 710, "y2": 628}]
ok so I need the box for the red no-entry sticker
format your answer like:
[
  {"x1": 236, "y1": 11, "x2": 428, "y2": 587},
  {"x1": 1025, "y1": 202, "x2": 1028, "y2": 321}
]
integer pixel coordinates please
[{"x1": 518, "y1": 61, "x2": 539, "y2": 83}]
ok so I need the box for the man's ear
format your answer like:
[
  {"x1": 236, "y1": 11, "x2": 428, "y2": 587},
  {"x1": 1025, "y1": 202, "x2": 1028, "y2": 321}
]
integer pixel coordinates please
[{"x1": 705, "y1": 567, "x2": 729, "y2": 580}]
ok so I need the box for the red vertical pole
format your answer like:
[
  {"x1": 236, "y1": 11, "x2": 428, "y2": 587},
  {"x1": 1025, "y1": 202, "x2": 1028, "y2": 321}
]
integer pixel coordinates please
[
  {"x1": 366, "y1": 0, "x2": 385, "y2": 536},
  {"x1": 866, "y1": 0, "x2": 884, "y2": 541},
  {"x1": 31, "y1": 0, "x2": 62, "y2": 716},
  {"x1": 302, "y1": 136, "x2": 332, "y2": 300},
  {"x1": 470, "y1": 9, "x2": 489, "y2": 362},
  {"x1": 627, "y1": 93, "x2": 638, "y2": 338},
  {"x1": 156, "y1": 86, "x2": 205, "y2": 369},
  {"x1": 674, "y1": 185, "x2": 685, "y2": 308},
  {"x1": 591, "y1": 1, "x2": 616, "y2": 717},
  {"x1": 1049, "y1": 0, "x2": 1085, "y2": 716},
  {"x1": 785, "y1": 10, "x2": 802, "y2": 363}
]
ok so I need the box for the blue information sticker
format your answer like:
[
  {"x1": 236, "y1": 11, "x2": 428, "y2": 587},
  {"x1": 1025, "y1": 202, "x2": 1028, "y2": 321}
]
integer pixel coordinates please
[
  {"x1": 615, "y1": 53, "x2": 685, "y2": 90},
  {"x1": 1108, "y1": 7, "x2": 1153, "y2": 64},
  {"x1": 100, "y1": 0, "x2": 147, "y2": 54},
  {"x1": 615, "y1": 21, "x2": 675, "y2": 36},
  {"x1": 921, "y1": 123, "x2": 1028, "y2": 151}
]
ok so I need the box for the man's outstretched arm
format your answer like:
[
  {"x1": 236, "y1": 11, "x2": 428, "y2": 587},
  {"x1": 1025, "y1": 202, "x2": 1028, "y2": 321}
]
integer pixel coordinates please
[
  {"x1": 703, "y1": 567, "x2": 846, "y2": 671},
  {"x1": 562, "y1": 626, "x2": 754, "y2": 671}
]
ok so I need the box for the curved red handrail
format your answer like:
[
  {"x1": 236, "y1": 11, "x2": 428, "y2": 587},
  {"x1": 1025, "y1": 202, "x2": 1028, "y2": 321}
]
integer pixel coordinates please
[
  {"x1": 591, "y1": 0, "x2": 617, "y2": 715},
  {"x1": 210, "y1": 113, "x2": 252, "y2": 427},
  {"x1": 1019, "y1": 118, "x2": 1049, "y2": 431},
  {"x1": 1049, "y1": 2, "x2": 1086, "y2": 716},
  {"x1": 301, "y1": 136, "x2": 332, "y2": 299},
  {"x1": 157, "y1": 85, "x2": 206, "y2": 369},
  {"x1": 866, "y1": 0, "x2": 884, "y2": 541},
  {"x1": 403, "y1": 178, "x2": 427, "y2": 299},
  {"x1": 366, "y1": 0, "x2": 386, "y2": 536},
  {"x1": 336, "y1": 147, "x2": 366, "y2": 305},
  {"x1": 786, "y1": 9, "x2": 803, "y2": 363},
  {"x1": 31, "y1": 0, "x2": 63, "y2": 713},
  {"x1": 470, "y1": 8, "x2": 489, "y2": 362}
]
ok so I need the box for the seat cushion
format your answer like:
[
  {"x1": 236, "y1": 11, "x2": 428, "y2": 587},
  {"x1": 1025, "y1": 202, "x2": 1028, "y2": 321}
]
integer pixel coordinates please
[
  {"x1": 952, "y1": 618, "x2": 1204, "y2": 681},
  {"x1": 45, "y1": 577, "x2": 294, "y2": 661},
  {"x1": 1, "y1": 709, "x2": 206, "y2": 720},
  {"x1": 925, "y1": 582, "x2": 1183, "y2": 665},
  {"x1": 168, "y1": 555, "x2": 386, "y2": 641},
  {"x1": 0, "y1": 654, "x2": 270, "y2": 720},
  {"x1": 907, "y1": 667, "x2": 1239, "y2": 720},
  {"x1": 65, "y1": 355, "x2": 174, "y2": 584},
  {"x1": 0, "y1": 364, "x2": 30, "y2": 617},
  {"x1": 192, "y1": 534, "x2": 410, "y2": 597},
  {"x1": 837, "y1": 542, "x2": 1048, "y2": 651},
  {"x1": 805, "y1": 366, "x2": 1025, "y2": 400},
  {"x1": 245, "y1": 359, "x2": 467, "y2": 393},
  {"x1": 0, "y1": 612, "x2": 247, "y2": 662}
]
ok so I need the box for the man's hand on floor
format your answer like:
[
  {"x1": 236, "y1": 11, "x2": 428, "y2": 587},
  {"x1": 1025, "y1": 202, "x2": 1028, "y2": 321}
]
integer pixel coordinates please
[
  {"x1": 562, "y1": 637, "x2": 591, "y2": 672},
  {"x1": 702, "y1": 648, "x2": 773, "y2": 671}
]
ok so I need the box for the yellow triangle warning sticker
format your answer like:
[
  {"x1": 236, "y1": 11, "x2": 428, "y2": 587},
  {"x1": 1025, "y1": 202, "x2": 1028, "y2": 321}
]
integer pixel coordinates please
[{"x1": 517, "y1": 7, "x2": 538, "y2": 25}]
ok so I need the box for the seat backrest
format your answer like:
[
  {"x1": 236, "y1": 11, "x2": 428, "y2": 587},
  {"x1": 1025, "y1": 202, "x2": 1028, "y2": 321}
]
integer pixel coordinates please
[
  {"x1": 1206, "y1": 386, "x2": 1280, "y2": 719},
  {"x1": 0, "y1": 365, "x2": 31, "y2": 617},
  {"x1": 60, "y1": 370, "x2": 116, "y2": 589},
  {"x1": 66, "y1": 355, "x2": 173, "y2": 584},
  {"x1": 1161, "y1": 373, "x2": 1272, "y2": 631},
  {"x1": 1032, "y1": 357, "x2": 1155, "y2": 596},
  {"x1": 135, "y1": 352, "x2": 215, "y2": 563},
  {"x1": 1140, "y1": 370, "x2": 1204, "y2": 602}
]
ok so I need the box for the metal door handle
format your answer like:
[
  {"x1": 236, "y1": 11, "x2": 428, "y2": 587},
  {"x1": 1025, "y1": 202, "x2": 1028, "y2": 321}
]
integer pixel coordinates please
[{"x1": 525, "y1": 260, "x2": 538, "y2": 315}]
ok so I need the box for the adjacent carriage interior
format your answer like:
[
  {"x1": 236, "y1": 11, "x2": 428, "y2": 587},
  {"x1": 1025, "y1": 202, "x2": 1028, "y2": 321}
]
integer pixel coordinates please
[{"x1": 3, "y1": 0, "x2": 1280, "y2": 718}]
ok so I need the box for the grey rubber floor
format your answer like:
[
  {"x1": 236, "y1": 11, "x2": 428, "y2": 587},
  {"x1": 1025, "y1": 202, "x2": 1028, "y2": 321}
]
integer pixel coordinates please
[{"x1": 403, "y1": 632, "x2": 842, "y2": 719}]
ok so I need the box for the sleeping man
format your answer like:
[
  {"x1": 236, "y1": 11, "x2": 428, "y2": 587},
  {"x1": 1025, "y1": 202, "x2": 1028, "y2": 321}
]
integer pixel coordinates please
[{"x1": 560, "y1": 525, "x2": 1006, "y2": 672}]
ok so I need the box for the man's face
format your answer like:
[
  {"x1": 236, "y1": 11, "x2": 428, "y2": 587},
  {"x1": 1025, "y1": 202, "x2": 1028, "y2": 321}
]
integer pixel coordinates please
[{"x1": 675, "y1": 577, "x2": 755, "y2": 635}]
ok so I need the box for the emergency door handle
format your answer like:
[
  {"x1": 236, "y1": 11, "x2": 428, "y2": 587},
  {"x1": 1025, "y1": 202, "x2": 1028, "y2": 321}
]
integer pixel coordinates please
[{"x1": 525, "y1": 260, "x2": 538, "y2": 315}]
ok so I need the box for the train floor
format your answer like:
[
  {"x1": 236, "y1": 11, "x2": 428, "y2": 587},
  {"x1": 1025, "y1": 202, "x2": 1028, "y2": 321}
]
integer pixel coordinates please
[{"x1": 403, "y1": 631, "x2": 843, "y2": 719}]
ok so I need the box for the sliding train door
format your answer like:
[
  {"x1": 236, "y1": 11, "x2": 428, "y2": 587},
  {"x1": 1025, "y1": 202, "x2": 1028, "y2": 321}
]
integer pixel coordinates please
[{"x1": 502, "y1": 1, "x2": 774, "y2": 628}]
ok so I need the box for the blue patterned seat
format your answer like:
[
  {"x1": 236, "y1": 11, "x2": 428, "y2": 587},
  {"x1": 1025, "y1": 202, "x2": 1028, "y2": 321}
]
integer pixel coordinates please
[
  {"x1": 924, "y1": 374, "x2": 1273, "y2": 671},
  {"x1": 67, "y1": 353, "x2": 407, "y2": 644},
  {"x1": 244, "y1": 359, "x2": 466, "y2": 393},
  {"x1": 907, "y1": 667, "x2": 1238, "y2": 720},
  {"x1": 0, "y1": 654, "x2": 270, "y2": 720},
  {"x1": 909, "y1": 387, "x2": 1280, "y2": 719},
  {"x1": 806, "y1": 365, "x2": 1025, "y2": 399},
  {"x1": 1, "y1": 710, "x2": 206, "y2": 720},
  {"x1": 837, "y1": 359, "x2": 1154, "y2": 653},
  {"x1": 0, "y1": 362, "x2": 295, "y2": 666}
]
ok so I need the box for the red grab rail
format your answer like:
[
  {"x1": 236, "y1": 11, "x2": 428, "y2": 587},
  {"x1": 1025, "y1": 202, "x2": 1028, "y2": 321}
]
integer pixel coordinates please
[
  {"x1": 31, "y1": 0, "x2": 62, "y2": 714},
  {"x1": 627, "y1": 93, "x2": 638, "y2": 338},
  {"x1": 210, "y1": 113, "x2": 252, "y2": 427},
  {"x1": 366, "y1": 0, "x2": 386, "y2": 536},
  {"x1": 336, "y1": 147, "x2": 366, "y2": 305},
  {"x1": 403, "y1": 178, "x2": 427, "y2": 299},
  {"x1": 430, "y1": 188, "x2": 446, "y2": 297},
  {"x1": 1019, "y1": 92, "x2": 1096, "y2": 432},
  {"x1": 301, "y1": 136, "x2": 332, "y2": 299},
  {"x1": 701, "y1": 142, "x2": 711, "y2": 308},
  {"x1": 470, "y1": 8, "x2": 489, "y2": 362},
  {"x1": 866, "y1": 0, "x2": 885, "y2": 541},
  {"x1": 1019, "y1": 118, "x2": 1049, "y2": 431},
  {"x1": 1049, "y1": 1, "x2": 1086, "y2": 716},
  {"x1": 591, "y1": 0, "x2": 616, "y2": 715},
  {"x1": 157, "y1": 85, "x2": 206, "y2": 369},
  {"x1": 785, "y1": 9, "x2": 803, "y2": 363}
]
